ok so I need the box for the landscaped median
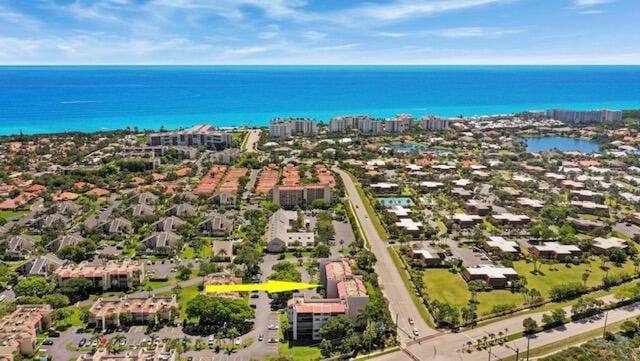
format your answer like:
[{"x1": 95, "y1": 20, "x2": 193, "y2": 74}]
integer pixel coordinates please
[{"x1": 347, "y1": 172, "x2": 388, "y2": 241}]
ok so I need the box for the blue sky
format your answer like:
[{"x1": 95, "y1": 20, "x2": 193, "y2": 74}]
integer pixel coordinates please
[{"x1": 0, "y1": 0, "x2": 638, "y2": 64}]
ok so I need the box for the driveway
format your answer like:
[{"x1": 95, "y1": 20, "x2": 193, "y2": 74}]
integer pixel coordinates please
[
  {"x1": 41, "y1": 326, "x2": 90, "y2": 361},
  {"x1": 614, "y1": 222, "x2": 640, "y2": 240},
  {"x1": 332, "y1": 220, "x2": 355, "y2": 257},
  {"x1": 444, "y1": 239, "x2": 491, "y2": 267}
]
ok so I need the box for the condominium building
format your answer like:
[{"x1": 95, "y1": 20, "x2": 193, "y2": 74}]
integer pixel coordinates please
[
  {"x1": 329, "y1": 115, "x2": 362, "y2": 132},
  {"x1": 54, "y1": 260, "x2": 144, "y2": 291},
  {"x1": 288, "y1": 258, "x2": 369, "y2": 340},
  {"x1": 328, "y1": 115, "x2": 382, "y2": 134},
  {"x1": 419, "y1": 116, "x2": 450, "y2": 130},
  {"x1": 357, "y1": 117, "x2": 383, "y2": 134},
  {"x1": 529, "y1": 242, "x2": 582, "y2": 261},
  {"x1": 385, "y1": 114, "x2": 415, "y2": 132},
  {"x1": 272, "y1": 184, "x2": 331, "y2": 208},
  {"x1": 88, "y1": 295, "x2": 178, "y2": 329},
  {"x1": 0, "y1": 304, "x2": 52, "y2": 358},
  {"x1": 147, "y1": 125, "x2": 233, "y2": 149},
  {"x1": 266, "y1": 209, "x2": 315, "y2": 253},
  {"x1": 463, "y1": 265, "x2": 518, "y2": 288},
  {"x1": 547, "y1": 109, "x2": 622, "y2": 123},
  {"x1": 287, "y1": 298, "x2": 346, "y2": 341},
  {"x1": 269, "y1": 118, "x2": 317, "y2": 138}
]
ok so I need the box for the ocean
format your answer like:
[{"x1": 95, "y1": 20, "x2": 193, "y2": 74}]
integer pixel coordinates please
[{"x1": 1, "y1": 66, "x2": 640, "y2": 135}]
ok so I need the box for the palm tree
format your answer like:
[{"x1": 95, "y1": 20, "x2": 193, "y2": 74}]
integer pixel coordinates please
[{"x1": 581, "y1": 271, "x2": 590, "y2": 286}]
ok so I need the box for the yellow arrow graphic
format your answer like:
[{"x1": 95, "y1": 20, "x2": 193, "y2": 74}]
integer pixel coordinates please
[{"x1": 205, "y1": 280, "x2": 319, "y2": 294}]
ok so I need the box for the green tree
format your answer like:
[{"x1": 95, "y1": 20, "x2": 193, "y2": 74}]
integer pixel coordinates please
[
  {"x1": 312, "y1": 243, "x2": 331, "y2": 258},
  {"x1": 320, "y1": 338, "x2": 333, "y2": 358},
  {"x1": 523, "y1": 317, "x2": 538, "y2": 334},
  {"x1": 176, "y1": 265, "x2": 192, "y2": 281},
  {"x1": 58, "y1": 277, "x2": 93, "y2": 302},
  {"x1": 320, "y1": 315, "x2": 354, "y2": 341},
  {"x1": 14, "y1": 277, "x2": 51, "y2": 297},
  {"x1": 42, "y1": 293, "x2": 70, "y2": 308}
]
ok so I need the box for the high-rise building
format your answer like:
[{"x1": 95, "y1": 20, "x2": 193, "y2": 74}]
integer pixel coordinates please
[
  {"x1": 272, "y1": 184, "x2": 331, "y2": 208},
  {"x1": 419, "y1": 116, "x2": 450, "y2": 130},
  {"x1": 269, "y1": 118, "x2": 317, "y2": 138},
  {"x1": 358, "y1": 117, "x2": 382, "y2": 134},
  {"x1": 147, "y1": 125, "x2": 233, "y2": 149},
  {"x1": 287, "y1": 258, "x2": 369, "y2": 340},
  {"x1": 268, "y1": 121, "x2": 292, "y2": 138},
  {"x1": 385, "y1": 114, "x2": 415, "y2": 132},
  {"x1": 329, "y1": 115, "x2": 373, "y2": 132},
  {"x1": 547, "y1": 109, "x2": 622, "y2": 123}
]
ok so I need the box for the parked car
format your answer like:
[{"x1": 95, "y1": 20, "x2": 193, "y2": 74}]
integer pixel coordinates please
[
  {"x1": 42, "y1": 340, "x2": 54, "y2": 345},
  {"x1": 234, "y1": 338, "x2": 241, "y2": 346},
  {"x1": 258, "y1": 335, "x2": 264, "y2": 342},
  {"x1": 79, "y1": 338, "x2": 87, "y2": 347}
]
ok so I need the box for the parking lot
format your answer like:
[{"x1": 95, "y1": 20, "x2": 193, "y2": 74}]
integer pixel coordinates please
[{"x1": 444, "y1": 239, "x2": 492, "y2": 267}]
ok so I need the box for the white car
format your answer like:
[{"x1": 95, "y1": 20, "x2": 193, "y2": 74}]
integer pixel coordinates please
[{"x1": 234, "y1": 338, "x2": 241, "y2": 346}]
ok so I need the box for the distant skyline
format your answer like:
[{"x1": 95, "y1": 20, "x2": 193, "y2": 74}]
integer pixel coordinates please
[{"x1": 0, "y1": 0, "x2": 639, "y2": 65}]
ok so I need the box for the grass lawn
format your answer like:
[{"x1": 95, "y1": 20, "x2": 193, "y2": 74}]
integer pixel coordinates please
[
  {"x1": 278, "y1": 342, "x2": 322, "y2": 361},
  {"x1": 512, "y1": 258, "x2": 636, "y2": 298},
  {"x1": 56, "y1": 306, "x2": 86, "y2": 328},
  {"x1": 147, "y1": 278, "x2": 174, "y2": 289},
  {"x1": 436, "y1": 220, "x2": 448, "y2": 234},
  {"x1": 476, "y1": 290, "x2": 526, "y2": 316},
  {"x1": 177, "y1": 284, "x2": 200, "y2": 319},
  {"x1": 0, "y1": 209, "x2": 29, "y2": 220},
  {"x1": 180, "y1": 243, "x2": 212, "y2": 260},
  {"x1": 278, "y1": 312, "x2": 322, "y2": 361},
  {"x1": 423, "y1": 268, "x2": 528, "y2": 316},
  {"x1": 423, "y1": 269, "x2": 470, "y2": 309}
]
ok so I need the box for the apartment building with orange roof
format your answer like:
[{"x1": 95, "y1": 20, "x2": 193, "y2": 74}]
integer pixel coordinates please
[
  {"x1": 88, "y1": 295, "x2": 178, "y2": 330},
  {"x1": 288, "y1": 258, "x2": 369, "y2": 340},
  {"x1": 54, "y1": 259, "x2": 144, "y2": 291},
  {"x1": 218, "y1": 166, "x2": 248, "y2": 195},
  {"x1": 0, "y1": 304, "x2": 52, "y2": 358},
  {"x1": 255, "y1": 164, "x2": 280, "y2": 196},
  {"x1": 194, "y1": 165, "x2": 227, "y2": 195}
]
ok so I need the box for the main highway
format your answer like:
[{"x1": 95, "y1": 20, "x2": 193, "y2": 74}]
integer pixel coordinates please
[{"x1": 334, "y1": 166, "x2": 436, "y2": 346}]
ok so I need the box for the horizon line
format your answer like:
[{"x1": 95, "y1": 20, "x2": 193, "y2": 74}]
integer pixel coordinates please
[{"x1": 2, "y1": 64, "x2": 640, "y2": 67}]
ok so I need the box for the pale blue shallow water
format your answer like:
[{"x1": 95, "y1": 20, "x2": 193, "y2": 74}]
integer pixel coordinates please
[
  {"x1": 1, "y1": 66, "x2": 639, "y2": 135},
  {"x1": 522, "y1": 136, "x2": 601, "y2": 153}
]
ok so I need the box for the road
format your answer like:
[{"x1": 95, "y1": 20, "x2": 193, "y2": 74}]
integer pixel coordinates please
[
  {"x1": 244, "y1": 129, "x2": 261, "y2": 153},
  {"x1": 334, "y1": 166, "x2": 436, "y2": 345}
]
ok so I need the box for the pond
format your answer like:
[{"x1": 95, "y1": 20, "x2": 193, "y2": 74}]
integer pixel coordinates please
[{"x1": 521, "y1": 136, "x2": 601, "y2": 153}]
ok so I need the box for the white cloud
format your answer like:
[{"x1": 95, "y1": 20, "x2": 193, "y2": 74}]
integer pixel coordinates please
[
  {"x1": 435, "y1": 27, "x2": 523, "y2": 38},
  {"x1": 574, "y1": 0, "x2": 614, "y2": 6},
  {"x1": 223, "y1": 46, "x2": 270, "y2": 56},
  {"x1": 302, "y1": 31, "x2": 326, "y2": 40},
  {"x1": 578, "y1": 9, "x2": 605, "y2": 14},
  {"x1": 338, "y1": 0, "x2": 510, "y2": 23},
  {"x1": 376, "y1": 32, "x2": 408, "y2": 38},
  {"x1": 258, "y1": 32, "x2": 279, "y2": 39}
]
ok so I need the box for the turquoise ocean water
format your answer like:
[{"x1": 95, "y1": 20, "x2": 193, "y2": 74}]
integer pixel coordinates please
[{"x1": 1, "y1": 66, "x2": 639, "y2": 135}]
